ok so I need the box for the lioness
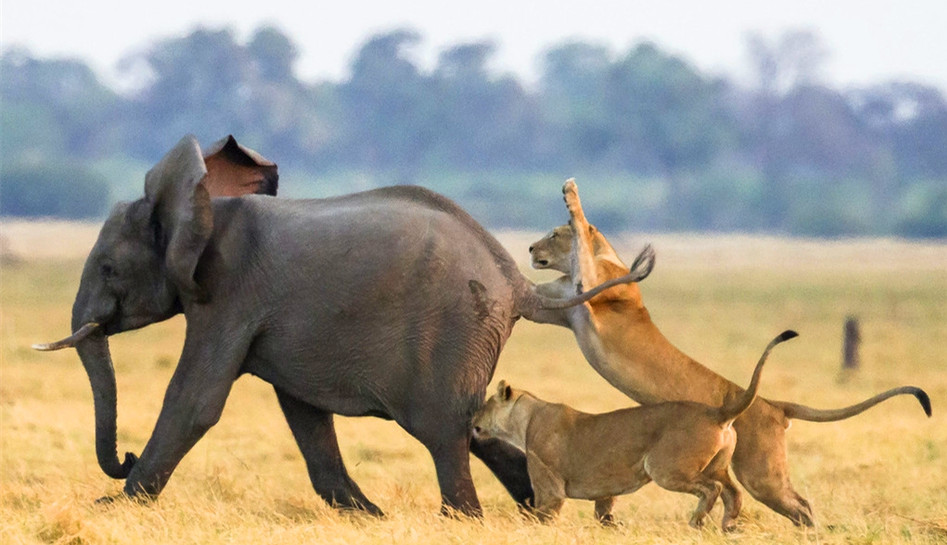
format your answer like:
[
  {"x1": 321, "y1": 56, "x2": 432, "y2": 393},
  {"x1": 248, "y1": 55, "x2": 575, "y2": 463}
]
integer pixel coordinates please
[
  {"x1": 473, "y1": 330, "x2": 798, "y2": 530},
  {"x1": 526, "y1": 179, "x2": 932, "y2": 527}
]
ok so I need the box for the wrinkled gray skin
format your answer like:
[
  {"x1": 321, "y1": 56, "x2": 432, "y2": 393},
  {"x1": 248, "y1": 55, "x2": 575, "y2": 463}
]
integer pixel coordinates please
[{"x1": 41, "y1": 135, "x2": 652, "y2": 517}]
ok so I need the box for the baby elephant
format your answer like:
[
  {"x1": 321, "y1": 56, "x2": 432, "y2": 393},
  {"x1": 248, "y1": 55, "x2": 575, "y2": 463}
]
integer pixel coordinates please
[{"x1": 472, "y1": 330, "x2": 799, "y2": 531}]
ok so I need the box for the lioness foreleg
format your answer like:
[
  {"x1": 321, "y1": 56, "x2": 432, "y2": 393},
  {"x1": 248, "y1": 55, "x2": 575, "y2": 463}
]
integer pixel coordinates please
[
  {"x1": 562, "y1": 179, "x2": 599, "y2": 293},
  {"x1": 526, "y1": 453, "x2": 566, "y2": 523}
]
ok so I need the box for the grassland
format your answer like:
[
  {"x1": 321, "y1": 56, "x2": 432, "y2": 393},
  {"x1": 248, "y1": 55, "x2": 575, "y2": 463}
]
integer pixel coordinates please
[{"x1": 2, "y1": 221, "x2": 945, "y2": 544}]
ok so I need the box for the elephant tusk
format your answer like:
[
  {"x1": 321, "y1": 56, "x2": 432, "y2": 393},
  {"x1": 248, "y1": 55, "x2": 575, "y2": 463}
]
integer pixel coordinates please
[{"x1": 32, "y1": 322, "x2": 101, "y2": 351}]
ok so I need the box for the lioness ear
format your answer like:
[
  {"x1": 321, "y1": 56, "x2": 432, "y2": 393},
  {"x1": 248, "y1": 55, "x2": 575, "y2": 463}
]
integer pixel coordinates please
[{"x1": 496, "y1": 380, "x2": 508, "y2": 397}]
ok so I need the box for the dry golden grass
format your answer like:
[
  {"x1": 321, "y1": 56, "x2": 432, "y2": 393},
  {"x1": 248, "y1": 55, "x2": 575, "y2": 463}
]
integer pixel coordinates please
[{"x1": 2, "y1": 221, "x2": 945, "y2": 544}]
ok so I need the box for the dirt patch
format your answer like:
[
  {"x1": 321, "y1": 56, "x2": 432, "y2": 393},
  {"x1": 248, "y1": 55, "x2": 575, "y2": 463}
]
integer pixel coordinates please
[{"x1": 0, "y1": 220, "x2": 101, "y2": 261}]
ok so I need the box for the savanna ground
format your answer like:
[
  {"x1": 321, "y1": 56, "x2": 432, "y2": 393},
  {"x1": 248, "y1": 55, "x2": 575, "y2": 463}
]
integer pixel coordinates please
[{"x1": 2, "y1": 221, "x2": 945, "y2": 544}]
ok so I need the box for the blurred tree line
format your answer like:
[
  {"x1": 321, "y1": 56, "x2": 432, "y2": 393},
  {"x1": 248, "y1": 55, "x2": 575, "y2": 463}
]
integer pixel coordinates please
[{"x1": 2, "y1": 26, "x2": 946, "y2": 237}]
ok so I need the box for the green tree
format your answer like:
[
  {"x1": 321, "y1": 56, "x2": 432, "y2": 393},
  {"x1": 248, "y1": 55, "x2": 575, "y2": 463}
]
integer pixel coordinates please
[
  {"x1": 338, "y1": 29, "x2": 434, "y2": 175},
  {"x1": 1, "y1": 48, "x2": 122, "y2": 157},
  {"x1": 0, "y1": 160, "x2": 110, "y2": 218},
  {"x1": 430, "y1": 41, "x2": 539, "y2": 169},
  {"x1": 538, "y1": 42, "x2": 614, "y2": 166},
  {"x1": 124, "y1": 28, "x2": 253, "y2": 156},
  {"x1": 248, "y1": 25, "x2": 298, "y2": 83}
]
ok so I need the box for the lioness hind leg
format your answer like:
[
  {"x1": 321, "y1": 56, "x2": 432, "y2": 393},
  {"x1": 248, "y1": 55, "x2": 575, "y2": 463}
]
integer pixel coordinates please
[
  {"x1": 702, "y1": 443, "x2": 742, "y2": 531},
  {"x1": 709, "y1": 469, "x2": 742, "y2": 532},
  {"x1": 755, "y1": 487, "x2": 814, "y2": 527},
  {"x1": 731, "y1": 422, "x2": 815, "y2": 527},
  {"x1": 654, "y1": 472, "x2": 723, "y2": 529},
  {"x1": 688, "y1": 478, "x2": 723, "y2": 529},
  {"x1": 594, "y1": 497, "x2": 617, "y2": 526}
]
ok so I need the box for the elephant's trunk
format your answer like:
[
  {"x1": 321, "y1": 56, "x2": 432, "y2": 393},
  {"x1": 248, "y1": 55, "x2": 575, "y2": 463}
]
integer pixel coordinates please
[{"x1": 74, "y1": 333, "x2": 138, "y2": 479}]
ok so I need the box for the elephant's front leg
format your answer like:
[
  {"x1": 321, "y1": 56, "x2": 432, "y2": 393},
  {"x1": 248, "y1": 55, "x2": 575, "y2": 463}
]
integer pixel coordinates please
[
  {"x1": 121, "y1": 329, "x2": 248, "y2": 499},
  {"x1": 274, "y1": 388, "x2": 383, "y2": 516}
]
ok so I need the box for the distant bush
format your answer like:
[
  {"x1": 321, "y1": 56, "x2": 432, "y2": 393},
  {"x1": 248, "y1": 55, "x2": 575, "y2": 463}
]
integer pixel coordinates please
[
  {"x1": 895, "y1": 182, "x2": 947, "y2": 238},
  {"x1": 1, "y1": 161, "x2": 110, "y2": 219}
]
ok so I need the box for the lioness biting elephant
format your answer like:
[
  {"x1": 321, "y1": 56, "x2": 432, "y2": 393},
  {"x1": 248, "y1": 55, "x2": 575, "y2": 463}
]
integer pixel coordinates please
[
  {"x1": 474, "y1": 330, "x2": 798, "y2": 530},
  {"x1": 525, "y1": 179, "x2": 932, "y2": 526}
]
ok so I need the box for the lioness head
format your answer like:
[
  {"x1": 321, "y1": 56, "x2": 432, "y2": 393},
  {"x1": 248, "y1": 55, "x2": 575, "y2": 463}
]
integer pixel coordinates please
[
  {"x1": 529, "y1": 223, "x2": 608, "y2": 273},
  {"x1": 528, "y1": 225, "x2": 572, "y2": 272},
  {"x1": 472, "y1": 380, "x2": 524, "y2": 446}
]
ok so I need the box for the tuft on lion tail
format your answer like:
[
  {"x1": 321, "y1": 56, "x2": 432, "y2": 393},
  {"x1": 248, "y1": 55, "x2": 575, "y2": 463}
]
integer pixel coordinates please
[
  {"x1": 534, "y1": 244, "x2": 655, "y2": 310},
  {"x1": 772, "y1": 386, "x2": 932, "y2": 422},
  {"x1": 717, "y1": 330, "x2": 799, "y2": 424}
]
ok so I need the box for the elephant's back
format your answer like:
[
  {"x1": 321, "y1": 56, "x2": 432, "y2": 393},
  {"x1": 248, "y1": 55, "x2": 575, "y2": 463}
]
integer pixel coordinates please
[
  {"x1": 234, "y1": 187, "x2": 526, "y2": 301},
  {"x1": 274, "y1": 186, "x2": 519, "y2": 275}
]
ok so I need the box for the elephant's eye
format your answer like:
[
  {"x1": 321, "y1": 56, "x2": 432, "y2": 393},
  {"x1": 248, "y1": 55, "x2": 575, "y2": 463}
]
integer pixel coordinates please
[{"x1": 101, "y1": 263, "x2": 116, "y2": 278}]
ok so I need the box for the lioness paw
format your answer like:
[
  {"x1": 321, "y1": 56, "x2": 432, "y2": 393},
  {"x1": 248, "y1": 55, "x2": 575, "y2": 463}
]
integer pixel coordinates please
[{"x1": 562, "y1": 179, "x2": 586, "y2": 220}]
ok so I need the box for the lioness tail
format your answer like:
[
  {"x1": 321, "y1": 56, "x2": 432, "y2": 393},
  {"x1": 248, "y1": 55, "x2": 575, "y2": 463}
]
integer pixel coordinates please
[
  {"x1": 771, "y1": 387, "x2": 931, "y2": 421},
  {"x1": 717, "y1": 330, "x2": 799, "y2": 424}
]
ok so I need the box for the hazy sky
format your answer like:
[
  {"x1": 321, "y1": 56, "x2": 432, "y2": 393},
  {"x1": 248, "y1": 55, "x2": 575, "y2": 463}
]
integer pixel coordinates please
[{"x1": 3, "y1": 1, "x2": 946, "y2": 91}]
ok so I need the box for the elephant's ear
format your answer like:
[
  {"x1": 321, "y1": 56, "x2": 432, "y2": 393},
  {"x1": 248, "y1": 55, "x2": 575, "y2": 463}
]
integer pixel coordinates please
[
  {"x1": 144, "y1": 135, "x2": 213, "y2": 302},
  {"x1": 202, "y1": 135, "x2": 278, "y2": 197}
]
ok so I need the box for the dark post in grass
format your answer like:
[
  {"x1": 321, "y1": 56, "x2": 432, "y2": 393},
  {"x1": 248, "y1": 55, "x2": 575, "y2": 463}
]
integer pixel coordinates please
[{"x1": 842, "y1": 316, "x2": 861, "y2": 371}]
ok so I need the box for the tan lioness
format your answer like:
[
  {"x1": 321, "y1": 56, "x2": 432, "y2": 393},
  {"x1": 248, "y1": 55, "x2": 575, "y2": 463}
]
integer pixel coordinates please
[
  {"x1": 525, "y1": 179, "x2": 932, "y2": 527},
  {"x1": 472, "y1": 330, "x2": 798, "y2": 530}
]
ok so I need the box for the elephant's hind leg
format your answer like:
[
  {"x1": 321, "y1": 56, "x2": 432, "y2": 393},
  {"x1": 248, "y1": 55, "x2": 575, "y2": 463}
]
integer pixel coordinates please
[
  {"x1": 402, "y1": 405, "x2": 482, "y2": 517},
  {"x1": 422, "y1": 429, "x2": 482, "y2": 517},
  {"x1": 275, "y1": 388, "x2": 383, "y2": 516}
]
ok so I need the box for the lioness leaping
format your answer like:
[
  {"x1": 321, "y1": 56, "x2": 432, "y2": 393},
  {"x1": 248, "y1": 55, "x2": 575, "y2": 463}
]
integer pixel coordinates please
[
  {"x1": 473, "y1": 331, "x2": 799, "y2": 531},
  {"x1": 527, "y1": 178, "x2": 932, "y2": 527}
]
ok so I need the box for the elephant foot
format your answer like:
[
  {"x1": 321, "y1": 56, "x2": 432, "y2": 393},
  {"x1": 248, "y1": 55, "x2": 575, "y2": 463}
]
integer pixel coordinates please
[
  {"x1": 95, "y1": 489, "x2": 154, "y2": 506},
  {"x1": 598, "y1": 513, "x2": 625, "y2": 528},
  {"x1": 439, "y1": 502, "x2": 483, "y2": 520},
  {"x1": 332, "y1": 497, "x2": 385, "y2": 518}
]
